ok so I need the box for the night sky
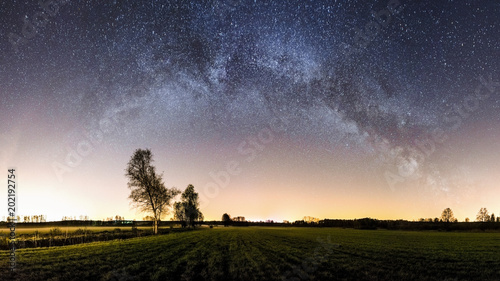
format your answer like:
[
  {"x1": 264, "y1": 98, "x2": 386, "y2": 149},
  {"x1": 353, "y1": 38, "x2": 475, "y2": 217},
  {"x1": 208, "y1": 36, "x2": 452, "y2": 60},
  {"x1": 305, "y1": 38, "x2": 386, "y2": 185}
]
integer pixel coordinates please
[{"x1": 1, "y1": 0, "x2": 499, "y2": 222}]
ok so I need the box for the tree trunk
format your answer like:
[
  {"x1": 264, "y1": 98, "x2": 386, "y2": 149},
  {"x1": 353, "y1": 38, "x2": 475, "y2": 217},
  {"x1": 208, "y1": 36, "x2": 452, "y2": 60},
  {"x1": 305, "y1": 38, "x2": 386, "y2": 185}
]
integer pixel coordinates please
[{"x1": 153, "y1": 219, "x2": 158, "y2": 234}]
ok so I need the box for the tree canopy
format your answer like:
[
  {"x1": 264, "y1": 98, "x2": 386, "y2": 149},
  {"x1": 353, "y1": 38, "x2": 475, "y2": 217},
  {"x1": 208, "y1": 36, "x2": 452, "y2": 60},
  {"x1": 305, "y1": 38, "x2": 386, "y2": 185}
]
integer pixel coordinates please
[
  {"x1": 125, "y1": 148, "x2": 179, "y2": 234},
  {"x1": 440, "y1": 208, "x2": 455, "y2": 223},
  {"x1": 222, "y1": 213, "x2": 231, "y2": 227},
  {"x1": 476, "y1": 207, "x2": 490, "y2": 222},
  {"x1": 174, "y1": 184, "x2": 203, "y2": 228}
]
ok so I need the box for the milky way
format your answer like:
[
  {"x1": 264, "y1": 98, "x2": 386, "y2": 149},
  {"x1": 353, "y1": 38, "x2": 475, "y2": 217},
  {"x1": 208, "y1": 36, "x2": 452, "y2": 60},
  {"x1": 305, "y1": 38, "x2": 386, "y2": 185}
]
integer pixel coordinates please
[{"x1": 1, "y1": 0, "x2": 499, "y2": 220}]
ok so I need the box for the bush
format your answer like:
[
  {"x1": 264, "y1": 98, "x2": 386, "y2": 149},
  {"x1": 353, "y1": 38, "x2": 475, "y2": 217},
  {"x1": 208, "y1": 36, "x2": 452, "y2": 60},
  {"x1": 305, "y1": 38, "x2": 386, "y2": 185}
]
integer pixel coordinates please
[
  {"x1": 74, "y1": 228, "x2": 88, "y2": 235},
  {"x1": 132, "y1": 226, "x2": 139, "y2": 236},
  {"x1": 49, "y1": 227, "x2": 63, "y2": 237},
  {"x1": 0, "y1": 235, "x2": 8, "y2": 250}
]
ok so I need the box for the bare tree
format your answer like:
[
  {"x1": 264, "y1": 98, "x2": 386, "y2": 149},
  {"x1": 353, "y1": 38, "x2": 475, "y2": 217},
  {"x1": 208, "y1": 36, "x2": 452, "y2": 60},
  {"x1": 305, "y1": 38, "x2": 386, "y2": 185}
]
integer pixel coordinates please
[
  {"x1": 125, "y1": 149, "x2": 179, "y2": 234},
  {"x1": 476, "y1": 207, "x2": 490, "y2": 222},
  {"x1": 440, "y1": 208, "x2": 455, "y2": 223}
]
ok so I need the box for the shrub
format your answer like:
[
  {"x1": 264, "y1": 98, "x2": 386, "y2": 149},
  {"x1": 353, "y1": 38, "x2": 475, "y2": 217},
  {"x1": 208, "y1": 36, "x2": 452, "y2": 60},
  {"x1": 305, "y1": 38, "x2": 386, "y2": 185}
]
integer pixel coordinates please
[
  {"x1": 49, "y1": 227, "x2": 63, "y2": 237},
  {"x1": 74, "y1": 228, "x2": 87, "y2": 235},
  {"x1": 0, "y1": 235, "x2": 8, "y2": 250}
]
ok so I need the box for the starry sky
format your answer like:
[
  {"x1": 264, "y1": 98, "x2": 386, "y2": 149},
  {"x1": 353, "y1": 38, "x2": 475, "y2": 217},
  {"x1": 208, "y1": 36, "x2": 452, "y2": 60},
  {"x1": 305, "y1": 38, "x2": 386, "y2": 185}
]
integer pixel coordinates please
[{"x1": 1, "y1": 0, "x2": 499, "y2": 222}]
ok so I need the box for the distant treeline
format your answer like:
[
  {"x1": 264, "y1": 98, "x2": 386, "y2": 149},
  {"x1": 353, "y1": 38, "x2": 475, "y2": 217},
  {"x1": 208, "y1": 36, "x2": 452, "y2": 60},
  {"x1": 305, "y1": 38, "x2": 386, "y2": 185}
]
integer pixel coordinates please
[
  {"x1": 203, "y1": 218, "x2": 500, "y2": 231},
  {"x1": 314, "y1": 218, "x2": 500, "y2": 231},
  {"x1": 3, "y1": 218, "x2": 500, "y2": 231}
]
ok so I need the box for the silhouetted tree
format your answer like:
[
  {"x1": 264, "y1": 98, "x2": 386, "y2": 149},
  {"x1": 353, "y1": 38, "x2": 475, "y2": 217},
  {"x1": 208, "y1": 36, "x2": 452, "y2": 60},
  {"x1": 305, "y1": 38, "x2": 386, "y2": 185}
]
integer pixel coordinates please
[
  {"x1": 441, "y1": 208, "x2": 455, "y2": 223},
  {"x1": 173, "y1": 202, "x2": 186, "y2": 227},
  {"x1": 476, "y1": 207, "x2": 490, "y2": 222},
  {"x1": 465, "y1": 217, "x2": 470, "y2": 222},
  {"x1": 222, "y1": 213, "x2": 232, "y2": 227},
  {"x1": 125, "y1": 149, "x2": 179, "y2": 234},
  {"x1": 490, "y1": 213, "x2": 495, "y2": 222},
  {"x1": 174, "y1": 184, "x2": 203, "y2": 228}
]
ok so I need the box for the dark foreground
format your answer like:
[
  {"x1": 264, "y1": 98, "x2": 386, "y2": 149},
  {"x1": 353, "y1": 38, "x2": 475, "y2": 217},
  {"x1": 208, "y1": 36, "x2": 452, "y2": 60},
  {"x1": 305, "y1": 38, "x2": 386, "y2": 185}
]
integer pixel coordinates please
[{"x1": 1, "y1": 227, "x2": 500, "y2": 280}]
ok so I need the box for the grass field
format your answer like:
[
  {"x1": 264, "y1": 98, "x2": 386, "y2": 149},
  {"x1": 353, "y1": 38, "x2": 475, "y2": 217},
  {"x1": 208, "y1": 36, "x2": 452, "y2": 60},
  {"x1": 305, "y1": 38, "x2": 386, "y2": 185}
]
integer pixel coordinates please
[{"x1": 1, "y1": 227, "x2": 500, "y2": 280}]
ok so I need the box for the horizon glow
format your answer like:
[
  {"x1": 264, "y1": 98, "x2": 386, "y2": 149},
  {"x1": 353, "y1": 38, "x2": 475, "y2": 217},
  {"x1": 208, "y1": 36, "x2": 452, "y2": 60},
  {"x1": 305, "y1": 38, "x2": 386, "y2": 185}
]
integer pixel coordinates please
[{"x1": 1, "y1": 0, "x2": 499, "y2": 223}]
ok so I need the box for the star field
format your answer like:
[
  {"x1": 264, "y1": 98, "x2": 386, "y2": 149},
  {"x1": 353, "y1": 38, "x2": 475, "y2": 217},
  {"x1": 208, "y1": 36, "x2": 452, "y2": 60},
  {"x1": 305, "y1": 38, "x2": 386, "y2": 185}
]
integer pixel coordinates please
[{"x1": 0, "y1": 0, "x2": 499, "y2": 221}]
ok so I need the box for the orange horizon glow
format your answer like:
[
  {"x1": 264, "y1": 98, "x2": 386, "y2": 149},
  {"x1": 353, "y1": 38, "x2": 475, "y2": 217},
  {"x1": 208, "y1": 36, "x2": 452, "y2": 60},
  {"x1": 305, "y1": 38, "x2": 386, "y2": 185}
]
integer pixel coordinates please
[{"x1": 4, "y1": 137, "x2": 499, "y2": 224}]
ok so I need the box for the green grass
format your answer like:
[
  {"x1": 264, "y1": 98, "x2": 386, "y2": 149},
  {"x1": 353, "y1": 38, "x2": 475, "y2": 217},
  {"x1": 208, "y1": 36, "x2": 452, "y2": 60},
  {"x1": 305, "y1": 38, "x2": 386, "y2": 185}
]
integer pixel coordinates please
[{"x1": 1, "y1": 227, "x2": 500, "y2": 280}]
